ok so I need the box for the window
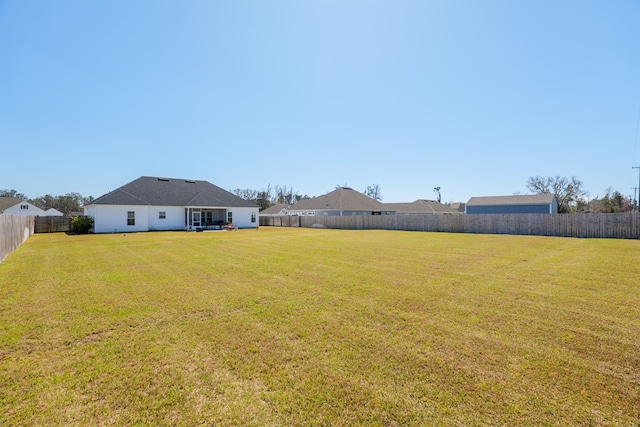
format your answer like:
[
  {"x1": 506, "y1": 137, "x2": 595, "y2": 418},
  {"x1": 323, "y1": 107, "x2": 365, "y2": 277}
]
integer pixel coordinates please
[
  {"x1": 159, "y1": 211, "x2": 166, "y2": 219},
  {"x1": 227, "y1": 211, "x2": 233, "y2": 223},
  {"x1": 251, "y1": 212, "x2": 256, "y2": 223},
  {"x1": 127, "y1": 211, "x2": 135, "y2": 226}
]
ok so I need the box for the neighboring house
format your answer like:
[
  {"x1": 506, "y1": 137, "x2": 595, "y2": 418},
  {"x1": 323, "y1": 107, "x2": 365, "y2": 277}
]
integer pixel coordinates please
[
  {"x1": 449, "y1": 202, "x2": 466, "y2": 213},
  {"x1": 259, "y1": 203, "x2": 289, "y2": 216},
  {"x1": 466, "y1": 194, "x2": 558, "y2": 214},
  {"x1": 384, "y1": 199, "x2": 462, "y2": 215},
  {"x1": 45, "y1": 208, "x2": 65, "y2": 217},
  {"x1": 0, "y1": 197, "x2": 46, "y2": 216},
  {"x1": 285, "y1": 187, "x2": 395, "y2": 216},
  {"x1": 83, "y1": 176, "x2": 259, "y2": 233}
]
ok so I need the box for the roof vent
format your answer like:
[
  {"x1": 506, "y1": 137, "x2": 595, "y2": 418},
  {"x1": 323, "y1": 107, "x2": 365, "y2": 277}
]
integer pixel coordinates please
[
  {"x1": 158, "y1": 178, "x2": 170, "y2": 182},
  {"x1": 185, "y1": 180, "x2": 196, "y2": 183}
]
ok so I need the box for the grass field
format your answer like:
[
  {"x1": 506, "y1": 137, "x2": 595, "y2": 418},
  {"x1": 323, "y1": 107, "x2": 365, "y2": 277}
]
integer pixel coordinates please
[{"x1": 1, "y1": 228, "x2": 639, "y2": 426}]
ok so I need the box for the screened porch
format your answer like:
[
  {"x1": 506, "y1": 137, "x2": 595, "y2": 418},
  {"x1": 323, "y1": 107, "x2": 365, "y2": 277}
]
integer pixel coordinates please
[{"x1": 185, "y1": 207, "x2": 230, "y2": 230}]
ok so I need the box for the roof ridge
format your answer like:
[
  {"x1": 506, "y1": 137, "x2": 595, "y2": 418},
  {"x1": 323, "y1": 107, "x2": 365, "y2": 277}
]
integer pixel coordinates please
[
  {"x1": 185, "y1": 191, "x2": 201, "y2": 206},
  {"x1": 118, "y1": 188, "x2": 151, "y2": 205}
]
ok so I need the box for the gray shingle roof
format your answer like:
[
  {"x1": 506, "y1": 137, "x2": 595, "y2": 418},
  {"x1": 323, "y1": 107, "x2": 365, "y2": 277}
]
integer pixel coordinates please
[
  {"x1": 259, "y1": 203, "x2": 289, "y2": 215},
  {"x1": 89, "y1": 176, "x2": 257, "y2": 208},
  {"x1": 467, "y1": 194, "x2": 556, "y2": 206},
  {"x1": 384, "y1": 199, "x2": 461, "y2": 214},
  {"x1": 289, "y1": 187, "x2": 385, "y2": 211}
]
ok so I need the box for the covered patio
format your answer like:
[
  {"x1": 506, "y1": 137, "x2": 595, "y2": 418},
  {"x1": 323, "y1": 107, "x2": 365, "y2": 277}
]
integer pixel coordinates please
[{"x1": 185, "y1": 207, "x2": 230, "y2": 230}]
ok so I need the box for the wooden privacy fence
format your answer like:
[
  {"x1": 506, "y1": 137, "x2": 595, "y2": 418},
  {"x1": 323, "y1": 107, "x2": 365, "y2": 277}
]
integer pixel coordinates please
[
  {"x1": 260, "y1": 216, "x2": 302, "y2": 227},
  {"x1": 0, "y1": 215, "x2": 35, "y2": 262},
  {"x1": 260, "y1": 213, "x2": 640, "y2": 239},
  {"x1": 34, "y1": 216, "x2": 72, "y2": 233}
]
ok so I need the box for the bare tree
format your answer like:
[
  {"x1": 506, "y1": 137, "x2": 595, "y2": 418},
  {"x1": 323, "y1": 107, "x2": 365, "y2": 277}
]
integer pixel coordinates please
[
  {"x1": 233, "y1": 185, "x2": 273, "y2": 211},
  {"x1": 233, "y1": 188, "x2": 259, "y2": 202},
  {"x1": 233, "y1": 184, "x2": 310, "y2": 210},
  {"x1": 275, "y1": 185, "x2": 300, "y2": 205},
  {"x1": 364, "y1": 184, "x2": 383, "y2": 201},
  {"x1": 526, "y1": 175, "x2": 588, "y2": 213},
  {"x1": 257, "y1": 184, "x2": 273, "y2": 211}
]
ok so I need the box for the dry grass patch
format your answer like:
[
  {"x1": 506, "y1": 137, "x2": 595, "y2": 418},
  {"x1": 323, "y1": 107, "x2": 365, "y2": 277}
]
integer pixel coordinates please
[{"x1": 1, "y1": 228, "x2": 639, "y2": 426}]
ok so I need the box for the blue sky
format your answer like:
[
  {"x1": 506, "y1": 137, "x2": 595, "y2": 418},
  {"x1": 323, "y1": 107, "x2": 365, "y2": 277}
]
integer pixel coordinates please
[{"x1": 2, "y1": 1, "x2": 639, "y2": 203}]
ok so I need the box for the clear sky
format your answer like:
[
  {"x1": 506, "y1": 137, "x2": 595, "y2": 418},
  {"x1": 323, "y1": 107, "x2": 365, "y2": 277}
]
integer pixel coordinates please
[{"x1": 2, "y1": 1, "x2": 640, "y2": 203}]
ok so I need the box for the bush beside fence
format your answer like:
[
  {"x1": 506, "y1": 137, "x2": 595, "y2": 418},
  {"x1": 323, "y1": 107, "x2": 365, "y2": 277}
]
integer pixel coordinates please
[
  {"x1": 259, "y1": 213, "x2": 640, "y2": 239},
  {"x1": 0, "y1": 215, "x2": 35, "y2": 262}
]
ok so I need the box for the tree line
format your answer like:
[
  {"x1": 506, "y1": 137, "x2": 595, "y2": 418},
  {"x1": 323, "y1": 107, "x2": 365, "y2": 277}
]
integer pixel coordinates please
[
  {"x1": 232, "y1": 185, "x2": 312, "y2": 211},
  {"x1": 0, "y1": 189, "x2": 94, "y2": 215},
  {"x1": 526, "y1": 175, "x2": 637, "y2": 213},
  {"x1": 232, "y1": 183, "x2": 385, "y2": 211},
  {"x1": 234, "y1": 177, "x2": 637, "y2": 214}
]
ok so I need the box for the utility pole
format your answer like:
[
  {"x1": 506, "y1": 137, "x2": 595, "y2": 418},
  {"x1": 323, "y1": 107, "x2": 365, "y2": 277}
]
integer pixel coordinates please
[
  {"x1": 632, "y1": 187, "x2": 638, "y2": 212},
  {"x1": 634, "y1": 166, "x2": 640, "y2": 212}
]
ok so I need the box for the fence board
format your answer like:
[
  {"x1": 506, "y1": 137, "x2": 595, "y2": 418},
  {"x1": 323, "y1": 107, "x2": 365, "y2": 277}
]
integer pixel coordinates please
[
  {"x1": 34, "y1": 216, "x2": 72, "y2": 233},
  {"x1": 259, "y1": 216, "x2": 301, "y2": 227},
  {"x1": 256, "y1": 213, "x2": 640, "y2": 239},
  {"x1": 0, "y1": 215, "x2": 35, "y2": 262}
]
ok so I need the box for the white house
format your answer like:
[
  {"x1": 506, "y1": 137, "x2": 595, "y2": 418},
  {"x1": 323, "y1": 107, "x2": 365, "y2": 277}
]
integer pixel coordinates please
[
  {"x1": 45, "y1": 208, "x2": 65, "y2": 217},
  {"x1": 0, "y1": 197, "x2": 46, "y2": 216},
  {"x1": 83, "y1": 176, "x2": 260, "y2": 233}
]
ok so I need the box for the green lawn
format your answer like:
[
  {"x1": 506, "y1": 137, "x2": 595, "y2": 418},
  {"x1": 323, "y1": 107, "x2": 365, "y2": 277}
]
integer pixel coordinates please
[{"x1": 1, "y1": 228, "x2": 639, "y2": 426}]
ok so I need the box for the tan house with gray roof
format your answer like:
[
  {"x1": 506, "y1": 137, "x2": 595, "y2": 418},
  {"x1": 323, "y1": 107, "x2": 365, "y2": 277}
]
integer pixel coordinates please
[
  {"x1": 284, "y1": 187, "x2": 395, "y2": 216},
  {"x1": 384, "y1": 199, "x2": 461, "y2": 215}
]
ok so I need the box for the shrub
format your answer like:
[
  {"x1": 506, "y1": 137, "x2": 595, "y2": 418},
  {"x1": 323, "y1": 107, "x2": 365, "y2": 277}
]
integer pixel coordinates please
[{"x1": 71, "y1": 216, "x2": 94, "y2": 234}]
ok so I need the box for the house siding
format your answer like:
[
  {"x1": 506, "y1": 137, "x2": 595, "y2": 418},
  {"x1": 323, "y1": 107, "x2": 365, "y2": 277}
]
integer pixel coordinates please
[
  {"x1": 85, "y1": 205, "x2": 150, "y2": 233},
  {"x1": 228, "y1": 207, "x2": 259, "y2": 228},
  {"x1": 1, "y1": 202, "x2": 46, "y2": 216},
  {"x1": 467, "y1": 204, "x2": 554, "y2": 214},
  {"x1": 148, "y1": 206, "x2": 184, "y2": 231},
  {"x1": 86, "y1": 205, "x2": 259, "y2": 232}
]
